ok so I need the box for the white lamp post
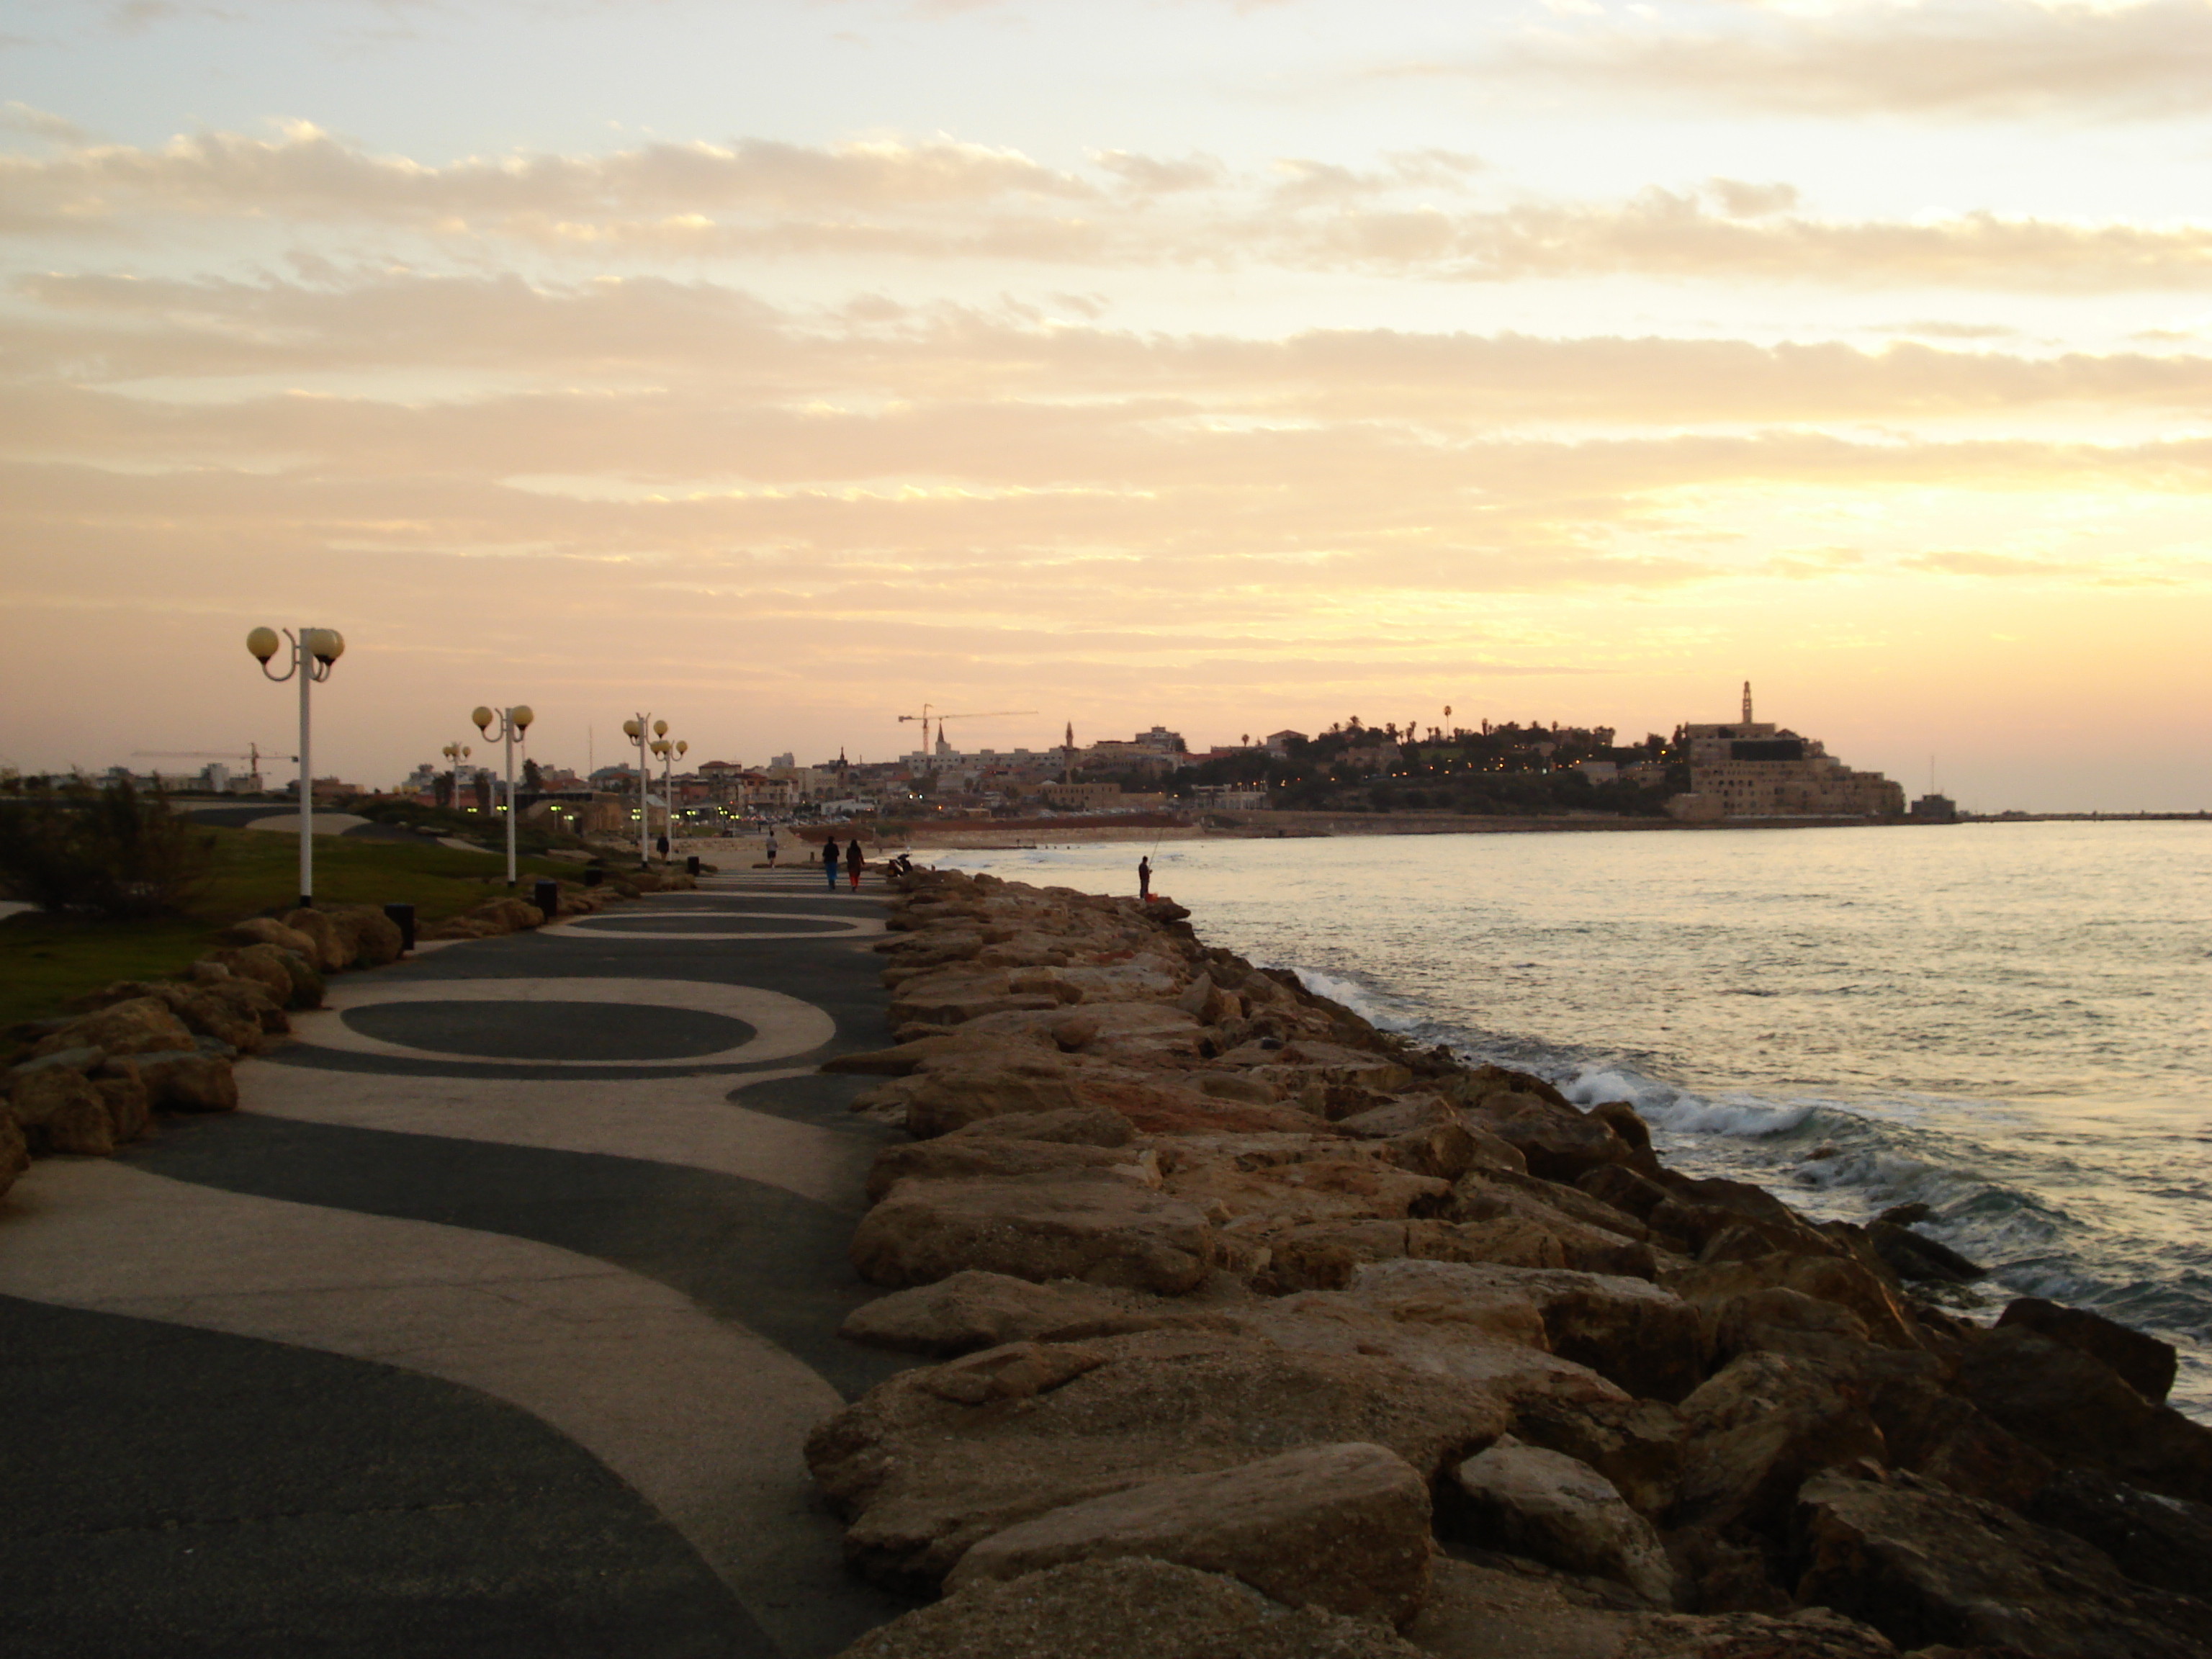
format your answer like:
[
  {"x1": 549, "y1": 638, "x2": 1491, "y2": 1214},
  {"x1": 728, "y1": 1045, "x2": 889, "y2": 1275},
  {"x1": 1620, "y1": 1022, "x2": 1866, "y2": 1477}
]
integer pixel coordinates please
[
  {"x1": 246, "y1": 624, "x2": 344, "y2": 909},
  {"x1": 440, "y1": 740, "x2": 472, "y2": 812},
  {"x1": 649, "y1": 734, "x2": 687, "y2": 863},
  {"x1": 472, "y1": 703, "x2": 536, "y2": 888},
  {"x1": 621, "y1": 715, "x2": 652, "y2": 867}
]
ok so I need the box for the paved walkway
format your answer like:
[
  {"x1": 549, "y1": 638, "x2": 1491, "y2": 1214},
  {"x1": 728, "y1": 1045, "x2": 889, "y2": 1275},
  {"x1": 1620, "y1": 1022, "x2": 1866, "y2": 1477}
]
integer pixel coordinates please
[{"x1": 0, "y1": 867, "x2": 917, "y2": 1659}]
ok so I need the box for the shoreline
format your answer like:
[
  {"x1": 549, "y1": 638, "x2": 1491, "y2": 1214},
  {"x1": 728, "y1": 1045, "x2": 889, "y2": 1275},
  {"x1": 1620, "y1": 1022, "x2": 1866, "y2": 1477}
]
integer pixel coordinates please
[{"x1": 808, "y1": 867, "x2": 2212, "y2": 1657}]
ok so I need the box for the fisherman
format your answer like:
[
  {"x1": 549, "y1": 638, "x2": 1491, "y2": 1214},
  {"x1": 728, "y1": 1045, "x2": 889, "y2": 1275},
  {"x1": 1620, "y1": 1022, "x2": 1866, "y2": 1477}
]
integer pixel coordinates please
[{"x1": 1138, "y1": 855, "x2": 1151, "y2": 901}]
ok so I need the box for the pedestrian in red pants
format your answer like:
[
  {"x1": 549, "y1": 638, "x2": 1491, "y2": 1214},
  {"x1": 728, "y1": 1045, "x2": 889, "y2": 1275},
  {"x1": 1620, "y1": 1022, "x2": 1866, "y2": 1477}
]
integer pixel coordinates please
[{"x1": 845, "y1": 837, "x2": 863, "y2": 890}]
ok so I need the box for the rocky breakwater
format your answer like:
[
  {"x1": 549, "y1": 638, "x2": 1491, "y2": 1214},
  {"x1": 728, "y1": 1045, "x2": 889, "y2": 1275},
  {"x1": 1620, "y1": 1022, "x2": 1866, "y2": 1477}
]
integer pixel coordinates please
[
  {"x1": 0, "y1": 868, "x2": 696, "y2": 1202},
  {"x1": 806, "y1": 868, "x2": 2212, "y2": 1659}
]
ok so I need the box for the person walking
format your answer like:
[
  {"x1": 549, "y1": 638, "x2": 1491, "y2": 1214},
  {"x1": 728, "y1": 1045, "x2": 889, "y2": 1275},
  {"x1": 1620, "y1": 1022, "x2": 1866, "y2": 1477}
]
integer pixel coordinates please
[
  {"x1": 765, "y1": 830, "x2": 778, "y2": 868},
  {"x1": 822, "y1": 835, "x2": 840, "y2": 891},
  {"x1": 845, "y1": 837, "x2": 864, "y2": 891},
  {"x1": 1138, "y1": 855, "x2": 1151, "y2": 901}
]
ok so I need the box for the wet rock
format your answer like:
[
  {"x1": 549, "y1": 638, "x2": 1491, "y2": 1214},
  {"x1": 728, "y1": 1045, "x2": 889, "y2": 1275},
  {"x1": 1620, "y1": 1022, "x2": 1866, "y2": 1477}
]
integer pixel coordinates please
[
  {"x1": 1792, "y1": 1465, "x2": 2209, "y2": 1658},
  {"x1": 1866, "y1": 1220, "x2": 1984, "y2": 1285},
  {"x1": 1957, "y1": 1325, "x2": 2212, "y2": 1505},
  {"x1": 832, "y1": 1557, "x2": 1429, "y2": 1659},
  {"x1": 1448, "y1": 1437, "x2": 1680, "y2": 1607},
  {"x1": 840, "y1": 1271, "x2": 1185, "y2": 1357},
  {"x1": 2025, "y1": 1466, "x2": 2212, "y2": 1601},
  {"x1": 1997, "y1": 1297, "x2": 2178, "y2": 1406},
  {"x1": 949, "y1": 1442, "x2": 1434, "y2": 1626},
  {"x1": 850, "y1": 1177, "x2": 1215, "y2": 1294},
  {"x1": 1463, "y1": 1089, "x2": 1636, "y2": 1184}
]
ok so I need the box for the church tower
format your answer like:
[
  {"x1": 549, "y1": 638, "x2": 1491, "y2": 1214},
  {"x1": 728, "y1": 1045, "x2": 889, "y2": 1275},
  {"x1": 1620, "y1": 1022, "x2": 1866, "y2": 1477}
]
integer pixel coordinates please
[{"x1": 1742, "y1": 681, "x2": 1754, "y2": 724}]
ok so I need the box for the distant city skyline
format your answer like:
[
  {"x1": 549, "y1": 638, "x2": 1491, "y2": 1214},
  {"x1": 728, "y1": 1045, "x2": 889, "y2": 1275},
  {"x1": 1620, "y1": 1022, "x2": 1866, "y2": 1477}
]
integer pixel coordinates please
[{"x1": 1, "y1": 0, "x2": 2206, "y2": 813}]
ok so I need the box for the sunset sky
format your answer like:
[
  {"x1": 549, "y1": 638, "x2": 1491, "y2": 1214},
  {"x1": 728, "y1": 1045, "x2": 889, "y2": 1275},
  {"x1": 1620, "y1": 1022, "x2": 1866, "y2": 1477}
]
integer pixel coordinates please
[{"x1": 3, "y1": 0, "x2": 2208, "y2": 811}]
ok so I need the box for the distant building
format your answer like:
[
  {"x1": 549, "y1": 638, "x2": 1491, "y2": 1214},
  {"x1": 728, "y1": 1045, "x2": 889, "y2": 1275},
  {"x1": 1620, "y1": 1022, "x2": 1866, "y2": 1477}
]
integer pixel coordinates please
[
  {"x1": 1041, "y1": 781, "x2": 1124, "y2": 811},
  {"x1": 1666, "y1": 684, "x2": 1904, "y2": 822},
  {"x1": 1910, "y1": 793, "x2": 1959, "y2": 822}
]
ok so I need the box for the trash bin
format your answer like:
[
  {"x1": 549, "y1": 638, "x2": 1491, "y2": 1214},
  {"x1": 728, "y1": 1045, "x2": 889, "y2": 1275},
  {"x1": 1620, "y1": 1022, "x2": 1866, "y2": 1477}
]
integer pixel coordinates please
[
  {"x1": 686, "y1": 855, "x2": 701, "y2": 876},
  {"x1": 383, "y1": 902, "x2": 416, "y2": 953},
  {"x1": 583, "y1": 866, "x2": 604, "y2": 887},
  {"x1": 533, "y1": 878, "x2": 559, "y2": 921}
]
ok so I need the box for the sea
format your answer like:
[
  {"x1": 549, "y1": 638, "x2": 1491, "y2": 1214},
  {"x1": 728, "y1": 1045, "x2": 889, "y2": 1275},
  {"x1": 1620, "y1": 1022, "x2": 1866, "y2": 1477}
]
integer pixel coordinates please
[{"x1": 931, "y1": 820, "x2": 2212, "y2": 1421}]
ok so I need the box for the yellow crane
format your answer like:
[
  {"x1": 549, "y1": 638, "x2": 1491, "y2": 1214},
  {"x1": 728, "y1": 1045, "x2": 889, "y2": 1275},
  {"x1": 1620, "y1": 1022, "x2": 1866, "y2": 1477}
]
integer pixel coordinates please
[{"x1": 897, "y1": 705, "x2": 1038, "y2": 771}]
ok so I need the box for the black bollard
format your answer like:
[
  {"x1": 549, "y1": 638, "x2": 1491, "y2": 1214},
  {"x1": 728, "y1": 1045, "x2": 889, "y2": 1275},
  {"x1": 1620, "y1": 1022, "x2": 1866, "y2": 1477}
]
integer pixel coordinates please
[
  {"x1": 686, "y1": 855, "x2": 701, "y2": 876},
  {"x1": 382, "y1": 902, "x2": 416, "y2": 953},
  {"x1": 533, "y1": 878, "x2": 560, "y2": 921},
  {"x1": 583, "y1": 866, "x2": 604, "y2": 887}
]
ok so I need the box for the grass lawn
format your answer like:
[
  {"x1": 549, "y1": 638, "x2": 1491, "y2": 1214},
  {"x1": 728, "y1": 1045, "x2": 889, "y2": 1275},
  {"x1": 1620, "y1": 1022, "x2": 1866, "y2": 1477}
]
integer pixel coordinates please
[{"x1": 0, "y1": 825, "x2": 580, "y2": 1030}]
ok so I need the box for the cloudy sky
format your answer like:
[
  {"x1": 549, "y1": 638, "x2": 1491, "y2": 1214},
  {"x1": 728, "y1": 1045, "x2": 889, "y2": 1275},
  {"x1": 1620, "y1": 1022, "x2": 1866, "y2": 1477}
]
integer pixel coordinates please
[{"x1": 3, "y1": 0, "x2": 2208, "y2": 809}]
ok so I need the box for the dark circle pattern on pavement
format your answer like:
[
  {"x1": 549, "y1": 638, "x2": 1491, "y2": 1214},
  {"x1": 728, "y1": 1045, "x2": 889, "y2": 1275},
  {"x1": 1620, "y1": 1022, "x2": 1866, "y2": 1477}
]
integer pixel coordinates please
[{"x1": 341, "y1": 1001, "x2": 757, "y2": 1063}]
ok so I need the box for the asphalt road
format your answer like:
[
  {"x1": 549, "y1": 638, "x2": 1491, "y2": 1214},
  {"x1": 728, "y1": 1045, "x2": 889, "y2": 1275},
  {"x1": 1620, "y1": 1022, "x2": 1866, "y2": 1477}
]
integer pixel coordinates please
[{"x1": 0, "y1": 866, "x2": 918, "y2": 1659}]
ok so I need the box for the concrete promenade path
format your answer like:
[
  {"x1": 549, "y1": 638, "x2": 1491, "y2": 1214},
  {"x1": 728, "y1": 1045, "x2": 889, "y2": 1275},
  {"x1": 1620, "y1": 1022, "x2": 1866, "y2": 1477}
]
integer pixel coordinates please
[{"x1": 0, "y1": 864, "x2": 919, "y2": 1659}]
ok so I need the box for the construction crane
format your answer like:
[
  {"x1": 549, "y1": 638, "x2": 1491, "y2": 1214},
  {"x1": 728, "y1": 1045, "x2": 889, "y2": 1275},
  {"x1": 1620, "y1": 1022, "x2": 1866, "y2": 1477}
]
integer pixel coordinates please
[
  {"x1": 897, "y1": 705, "x2": 1038, "y2": 770},
  {"x1": 132, "y1": 743, "x2": 292, "y2": 784}
]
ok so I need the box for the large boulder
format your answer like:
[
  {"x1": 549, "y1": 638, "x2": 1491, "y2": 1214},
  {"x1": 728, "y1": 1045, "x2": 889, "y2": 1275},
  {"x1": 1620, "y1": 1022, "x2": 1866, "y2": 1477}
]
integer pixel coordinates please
[
  {"x1": 121, "y1": 1051, "x2": 239, "y2": 1114},
  {"x1": 31, "y1": 997, "x2": 194, "y2": 1060},
  {"x1": 221, "y1": 916, "x2": 320, "y2": 956},
  {"x1": 207, "y1": 943, "x2": 322, "y2": 1010},
  {"x1": 805, "y1": 1326, "x2": 1516, "y2": 1594},
  {"x1": 0, "y1": 1113, "x2": 28, "y2": 1197},
  {"x1": 947, "y1": 1442, "x2": 1434, "y2": 1627},
  {"x1": 840, "y1": 1271, "x2": 1184, "y2": 1357},
  {"x1": 950, "y1": 1106, "x2": 1138, "y2": 1148},
  {"x1": 903, "y1": 1056, "x2": 1090, "y2": 1138},
  {"x1": 850, "y1": 1177, "x2": 1215, "y2": 1295},
  {"x1": 282, "y1": 907, "x2": 350, "y2": 972},
  {"x1": 832, "y1": 1557, "x2": 1429, "y2": 1659},
  {"x1": 197, "y1": 975, "x2": 289, "y2": 1038},
  {"x1": 1956, "y1": 1324, "x2": 2212, "y2": 1505},
  {"x1": 1447, "y1": 1437, "x2": 1678, "y2": 1607},
  {"x1": 865, "y1": 1138, "x2": 1157, "y2": 1205},
  {"x1": 1360, "y1": 1259, "x2": 1704, "y2": 1403},
  {"x1": 1461, "y1": 1087, "x2": 1636, "y2": 1184},
  {"x1": 2026, "y1": 1467, "x2": 2212, "y2": 1601},
  {"x1": 1504, "y1": 1394, "x2": 1686, "y2": 1520},
  {"x1": 7, "y1": 1066, "x2": 117, "y2": 1155},
  {"x1": 323, "y1": 904, "x2": 405, "y2": 967},
  {"x1": 1665, "y1": 1252, "x2": 1919, "y2": 1352},
  {"x1": 1792, "y1": 1465, "x2": 2209, "y2": 1658},
  {"x1": 1997, "y1": 1297, "x2": 2178, "y2": 1405},
  {"x1": 1671, "y1": 1352, "x2": 1885, "y2": 1533}
]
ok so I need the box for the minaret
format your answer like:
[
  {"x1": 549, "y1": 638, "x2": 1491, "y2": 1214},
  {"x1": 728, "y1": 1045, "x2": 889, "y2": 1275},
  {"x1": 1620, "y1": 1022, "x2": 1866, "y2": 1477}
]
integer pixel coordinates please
[
  {"x1": 1064, "y1": 721, "x2": 1074, "y2": 785},
  {"x1": 1742, "y1": 681, "x2": 1754, "y2": 724}
]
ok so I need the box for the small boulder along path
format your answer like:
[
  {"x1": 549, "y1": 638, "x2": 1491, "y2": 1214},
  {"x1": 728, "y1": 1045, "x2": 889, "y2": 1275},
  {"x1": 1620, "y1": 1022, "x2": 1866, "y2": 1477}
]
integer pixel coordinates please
[{"x1": 0, "y1": 866, "x2": 918, "y2": 1659}]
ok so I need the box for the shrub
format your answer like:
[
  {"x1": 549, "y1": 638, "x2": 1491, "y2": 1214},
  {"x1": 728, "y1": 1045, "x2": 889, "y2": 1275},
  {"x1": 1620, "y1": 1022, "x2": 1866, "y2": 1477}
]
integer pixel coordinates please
[{"x1": 0, "y1": 778, "x2": 215, "y2": 917}]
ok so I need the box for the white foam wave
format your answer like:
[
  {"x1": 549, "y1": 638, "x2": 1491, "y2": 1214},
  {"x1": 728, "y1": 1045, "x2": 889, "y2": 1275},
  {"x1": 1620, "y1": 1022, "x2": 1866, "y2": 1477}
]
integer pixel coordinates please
[
  {"x1": 1281, "y1": 966, "x2": 1419, "y2": 1035},
  {"x1": 1563, "y1": 1064, "x2": 1814, "y2": 1138}
]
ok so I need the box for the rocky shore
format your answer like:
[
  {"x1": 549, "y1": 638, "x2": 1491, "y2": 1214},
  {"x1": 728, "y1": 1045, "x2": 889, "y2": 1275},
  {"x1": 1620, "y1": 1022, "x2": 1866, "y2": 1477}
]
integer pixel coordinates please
[
  {"x1": 812, "y1": 868, "x2": 2212, "y2": 1659},
  {"x1": 0, "y1": 866, "x2": 696, "y2": 1195}
]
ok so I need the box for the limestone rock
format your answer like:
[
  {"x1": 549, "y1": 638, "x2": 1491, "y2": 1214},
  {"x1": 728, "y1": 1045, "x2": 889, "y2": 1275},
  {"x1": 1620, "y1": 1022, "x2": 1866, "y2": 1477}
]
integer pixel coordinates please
[
  {"x1": 840, "y1": 1271, "x2": 1184, "y2": 1357},
  {"x1": 1465, "y1": 1088, "x2": 1635, "y2": 1184},
  {"x1": 2026, "y1": 1466, "x2": 2212, "y2": 1601},
  {"x1": 323, "y1": 903, "x2": 405, "y2": 967},
  {"x1": 866, "y1": 1138, "x2": 1157, "y2": 1205},
  {"x1": 125, "y1": 1051, "x2": 239, "y2": 1113},
  {"x1": 1671, "y1": 1352, "x2": 1885, "y2": 1532},
  {"x1": 198, "y1": 975, "x2": 290, "y2": 1037},
  {"x1": 1449, "y1": 1437, "x2": 1679, "y2": 1607},
  {"x1": 949, "y1": 1105, "x2": 1137, "y2": 1148},
  {"x1": 220, "y1": 916, "x2": 318, "y2": 956},
  {"x1": 806, "y1": 1326, "x2": 1515, "y2": 1593},
  {"x1": 93, "y1": 1071, "x2": 150, "y2": 1144},
  {"x1": 208, "y1": 943, "x2": 323, "y2": 1009},
  {"x1": 1664, "y1": 1252, "x2": 1917, "y2": 1352},
  {"x1": 850, "y1": 1177, "x2": 1215, "y2": 1294},
  {"x1": 948, "y1": 1442, "x2": 1434, "y2": 1627},
  {"x1": 1997, "y1": 1297, "x2": 2177, "y2": 1406},
  {"x1": 904, "y1": 1056, "x2": 1093, "y2": 1138},
  {"x1": 0, "y1": 1112, "x2": 29, "y2": 1196},
  {"x1": 832, "y1": 1557, "x2": 1429, "y2": 1659},
  {"x1": 8, "y1": 1066, "x2": 116, "y2": 1155},
  {"x1": 1506, "y1": 1395, "x2": 1686, "y2": 1521},
  {"x1": 32, "y1": 997, "x2": 194, "y2": 1061},
  {"x1": 1357, "y1": 1260, "x2": 1704, "y2": 1404},
  {"x1": 282, "y1": 907, "x2": 350, "y2": 971},
  {"x1": 1792, "y1": 1465, "x2": 2209, "y2": 1658}
]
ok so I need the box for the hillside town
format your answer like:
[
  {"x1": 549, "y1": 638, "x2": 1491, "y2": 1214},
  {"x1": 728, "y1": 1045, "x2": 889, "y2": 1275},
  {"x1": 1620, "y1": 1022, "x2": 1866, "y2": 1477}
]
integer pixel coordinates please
[{"x1": 16, "y1": 685, "x2": 1938, "y2": 832}]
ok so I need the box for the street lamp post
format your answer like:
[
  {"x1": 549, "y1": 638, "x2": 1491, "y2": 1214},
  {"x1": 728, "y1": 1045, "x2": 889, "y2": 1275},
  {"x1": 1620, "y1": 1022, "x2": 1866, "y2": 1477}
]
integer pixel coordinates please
[
  {"x1": 440, "y1": 740, "x2": 472, "y2": 812},
  {"x1": 649, "y1": 735, "x2": 687, "y2": 863},
  {"x1": 472, "y1": 703, "x2": 536, "y2": 889},
  {"x1": 621, "y1": 715, "x2": 652, "y2": 867},
  {"x1": 246, "y1": 624, "x2": 344, "y2": 909}
]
